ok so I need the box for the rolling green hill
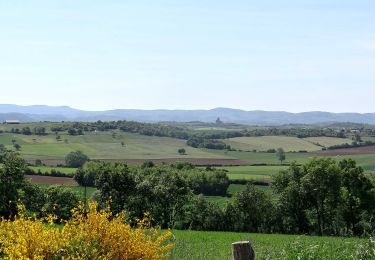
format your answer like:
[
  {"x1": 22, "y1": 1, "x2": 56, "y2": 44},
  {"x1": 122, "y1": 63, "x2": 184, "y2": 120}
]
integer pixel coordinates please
[
  {"x1": 0, "y1": 131, "x2": 228, "y2": 161},
  {"x1": 225, "y1": 136, "x2": 321, "y2": 152},
  {"x1": 303, "y1": 136, "x2": 353, "y2": 147}
]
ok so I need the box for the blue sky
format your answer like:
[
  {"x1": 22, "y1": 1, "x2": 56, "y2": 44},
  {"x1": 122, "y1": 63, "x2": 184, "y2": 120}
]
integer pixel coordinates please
[{"x1": 0, "y1": 1, "x2": 374, "y2": 112}]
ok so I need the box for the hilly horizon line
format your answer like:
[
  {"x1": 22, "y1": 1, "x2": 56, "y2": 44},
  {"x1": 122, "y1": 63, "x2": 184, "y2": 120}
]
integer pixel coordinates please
[
  {"x1": 0, "y1": 104, "x2": 374, "y2": 115},
  {"x1": 1, "y1": 104, "x2": 375, "y2": 126}
]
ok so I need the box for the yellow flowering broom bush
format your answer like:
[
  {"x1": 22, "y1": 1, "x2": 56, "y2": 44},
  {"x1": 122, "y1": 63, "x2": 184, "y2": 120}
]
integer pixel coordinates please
[{"x1": 0, "y1": 202, "x2": 173, "y2": 259}]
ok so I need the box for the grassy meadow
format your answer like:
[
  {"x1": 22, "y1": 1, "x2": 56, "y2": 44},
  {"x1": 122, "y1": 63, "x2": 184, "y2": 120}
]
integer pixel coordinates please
[
  {"x1": 169, "y1": 230, "x2": 368, "y2": 260},
  {"x1": 224, "y1": 136, "x2": 322, "y2": 152},
  {"x1": 29, "y1": 166, "x2": 77, "y2": 175},
  {"x1": 206, "y1": 149, "x2": 312, "y2": 164},
  {"x1": 219, "y1": 165, "x2": 288, "y2": 180},
  {"x1": 338, "y1": 154, "x2": 375, "y2": 172},
  {"x1": 0, "y1": 131, "x2": 227, "y2": 161},
  {"x1": 3, "y1": 125, "x2": 374, "y2": 171},
  {"x1": 2, "y1": 123, "x2": 375, "y2": 208},
  {"x1": 302, "y1": 136, "x2": 353, "y2": 147}
]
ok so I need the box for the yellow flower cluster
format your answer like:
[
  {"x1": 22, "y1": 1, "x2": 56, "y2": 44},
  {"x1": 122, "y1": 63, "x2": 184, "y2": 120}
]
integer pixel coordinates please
[{"x1": 0, "y1": 202, "x2": 173, "y2": 259}]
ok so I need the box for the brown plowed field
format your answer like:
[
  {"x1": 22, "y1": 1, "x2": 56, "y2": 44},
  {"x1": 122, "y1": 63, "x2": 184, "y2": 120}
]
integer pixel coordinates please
[
  {"x1": 26, "y1": 158, "x2": 251, "y2": 167},
  {"x1": 315, "y1": 145, "x2": 375, "y2": 156},
  {"x1": 25, "y1": 175, "x2": 78, "y2": 186}
]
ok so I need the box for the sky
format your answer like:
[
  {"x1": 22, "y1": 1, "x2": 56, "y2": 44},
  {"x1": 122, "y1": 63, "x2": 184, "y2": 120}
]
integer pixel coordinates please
[{"x1": 0, "y1": 0, "x2": 374, "y2": 113}]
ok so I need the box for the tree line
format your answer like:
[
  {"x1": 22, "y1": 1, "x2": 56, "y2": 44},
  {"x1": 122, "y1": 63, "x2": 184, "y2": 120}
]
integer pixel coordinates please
[
  {"x1": 2, "y1": 150, "x2": 374, "y2": 237},
  {"x1": 4, "y1": 120, "x2": 375, "y2": 151}
]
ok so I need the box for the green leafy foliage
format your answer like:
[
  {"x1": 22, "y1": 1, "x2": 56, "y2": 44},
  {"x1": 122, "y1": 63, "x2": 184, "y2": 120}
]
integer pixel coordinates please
[
  {"x1": 273, "y1": 158, "x2": 375, "y2": 236},
  {"x1": 21, "y1": 183, "x2": 79, "y2": 220},
  {"x1": 0, "y1": 153, "x2": 27, "y2": 217},
  {"x1": 65, "y1": 150, "x2": 89, "y2": 168}
]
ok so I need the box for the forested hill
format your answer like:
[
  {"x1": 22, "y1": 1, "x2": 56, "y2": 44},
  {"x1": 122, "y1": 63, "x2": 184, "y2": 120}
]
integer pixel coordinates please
[{"x1": 1, "y1": 104, "x2": 375, "y2": 125}]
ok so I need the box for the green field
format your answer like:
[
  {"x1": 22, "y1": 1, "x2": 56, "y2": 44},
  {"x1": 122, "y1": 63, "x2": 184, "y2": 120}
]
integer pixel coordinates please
[
  {"x1": 207, "y1": 150, "x2": 312, "y2": 164},
  {"x1": 2, "y1": 129, "x2": 375, "y2": 176},
  {"x1": 219, "y1": 165, "x2": 288, "y2": 180},
  {"x1": 219, "y1": 158, "x2": 375, "y2": 182},
  {"x1": 225, "y1": 136, "x2": 321, "y2": 152},
  {"x1": 0, "y1": 132, "x2": 227, "y2": 160},
  {"x1": 29, "y1": 166, "x2": 77, "y2": 175},
  {"x1": 169, "y1": 230, "x2": 367, "y2": 260},
  {"x1": 205, "y1": 184, "x2": 272, "y2": 206},
  {"x1": 338, "y1": 154, "x2": 375, "y2": 172},
  {"x1": 67, "y1": 186, "x2": 98, "y2": 199},
  {"x1": 303, "y1": 136, "x2": 353, "y2": 147},
  {"x1": 362, "y1": 136, "x2": 375, "y2": 142},
  {"x1": 204, "y1": 196, "x2": 231, "y2": 206},
  {"x1": 227, "y1": 184, "x2": 272, "y2": 194}
]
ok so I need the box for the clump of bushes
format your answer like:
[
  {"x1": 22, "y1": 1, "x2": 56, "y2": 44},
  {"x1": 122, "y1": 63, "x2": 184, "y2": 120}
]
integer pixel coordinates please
[
  {"x1": 327, "y1": 140, "x2": 375, "y2": 150},
  {"x1": 24, "y1": 167, "x2": 73, "y2": 177},
  {"x1": 0, "y1": 202, "x2": 173, "y2": 259}
]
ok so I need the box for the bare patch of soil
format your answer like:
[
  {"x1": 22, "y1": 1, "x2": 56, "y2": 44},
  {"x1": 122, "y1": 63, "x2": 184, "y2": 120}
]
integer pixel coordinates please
[
  {"x1": 25, "y1": 175, "x2": 77, "y2": 186},
  {"x1": 314, "y1": 145, "x2": 375, "y2": 156}
]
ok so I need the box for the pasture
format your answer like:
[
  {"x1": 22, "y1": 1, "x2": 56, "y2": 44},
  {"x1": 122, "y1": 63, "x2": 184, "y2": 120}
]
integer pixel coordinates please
[
  {"x1": 338, "y1": 154, "x2": 375, "y2": 172},
  {"x1": 3, "y1": 127, "x2": 374, "y2": 169},
  {"x1": 225, "y1": 136, "x2": 321, "y2": 152},
  {"x1": 219, "y1": 165, "x2": 288, "y2": 180},
  {"x1": 29, "y1": 166, "x2": 77, "y2": 175},
  {"x1": 303, "y1": 136, "x2": 353, "y2": 147},
  {"x1": 0, "y1": 131, "x2": 228, "y2": 161},
  {"x1": 207, "y1": 150, "x2": 312, "y2": 164},
  {"x1": 169, "y1": 230, "x2": 367, "y2": 260},
  {"x1": 204, "y1": 184, "x2": 272, "y2": 206}
]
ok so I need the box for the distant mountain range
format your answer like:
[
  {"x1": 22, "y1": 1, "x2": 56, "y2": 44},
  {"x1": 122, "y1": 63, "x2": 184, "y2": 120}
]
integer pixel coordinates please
[{"x1": 0, "y1": 104, "x2": 375, "y2": 125}]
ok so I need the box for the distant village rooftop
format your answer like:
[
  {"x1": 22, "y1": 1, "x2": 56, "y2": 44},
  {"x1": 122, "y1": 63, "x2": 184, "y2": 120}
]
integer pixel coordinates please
[{"x1": 3, "y1": 120, "x2": 21, "y2": 124}]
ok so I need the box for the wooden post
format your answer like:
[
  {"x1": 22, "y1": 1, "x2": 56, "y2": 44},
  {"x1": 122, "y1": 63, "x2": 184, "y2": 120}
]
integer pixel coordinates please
[{"x1": 232, "y1": 241, "x2": 255, "y2": 260}]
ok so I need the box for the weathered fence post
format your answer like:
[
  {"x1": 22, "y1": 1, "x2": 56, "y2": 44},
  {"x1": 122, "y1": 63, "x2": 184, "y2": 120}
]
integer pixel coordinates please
[{"x1": 232, "y1": 241, "x2": 255, "y2": 260}]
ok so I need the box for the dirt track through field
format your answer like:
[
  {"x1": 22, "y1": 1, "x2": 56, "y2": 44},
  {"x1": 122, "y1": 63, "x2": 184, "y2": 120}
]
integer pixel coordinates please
[{"x1": 25, "y1": 175, "x2": 78, "y2": 186}]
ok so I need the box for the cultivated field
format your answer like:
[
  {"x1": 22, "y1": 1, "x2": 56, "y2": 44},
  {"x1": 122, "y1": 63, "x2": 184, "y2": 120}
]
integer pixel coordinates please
[
  {"x1": 0, "y1": 131, "x2": 228, "y2": 161},
  {"x1": 218, "y1": 165, "x2": 288, "y2": 180},
  {"x1": 225, "y1": 136, "x2": 321, "y2": 152},
  {"x1": 207, "y1": 149, "x2": 312, "y2": 164},
  {"x1": 29, "y1": 166, "x2": 77, "y2": 175},
  {"x1": 25, "y1": 175, "x2": 77, "y2": 185},
  {"x1": 316, "y1": 145, "x2": 375, "y2": 156},
  {"x1": 303, "y1": 136, "x2": 353, "y2": 147}
]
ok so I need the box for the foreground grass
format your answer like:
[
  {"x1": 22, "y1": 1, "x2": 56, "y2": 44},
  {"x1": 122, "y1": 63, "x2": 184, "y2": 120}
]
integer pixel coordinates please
[{"x1": 169, "y1": 230, "x2": 369, "y2": 260}]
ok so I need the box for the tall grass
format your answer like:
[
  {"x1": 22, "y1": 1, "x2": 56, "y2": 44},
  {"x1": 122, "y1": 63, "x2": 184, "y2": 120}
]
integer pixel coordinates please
[{"x1": 168, "y1": 230, "x2": 374, "y2": 260}]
